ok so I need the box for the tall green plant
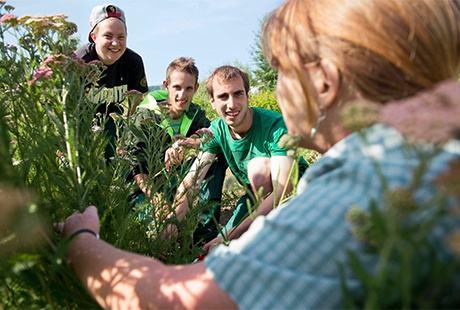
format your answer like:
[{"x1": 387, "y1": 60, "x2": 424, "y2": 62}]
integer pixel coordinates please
[
  {"x1": 0, "y1": 2, "x2": 206, "y2": 307},
  {"x1": 338, "y1": 98, "x2": 460, "y2": 309}
]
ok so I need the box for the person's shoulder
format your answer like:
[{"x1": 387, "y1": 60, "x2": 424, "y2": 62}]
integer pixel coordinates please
[
  {"x1": 122, "y1": 48, "x2": 144, "y2": 62},
  {"x1": 253, "y1": 107, "x2": 286, "y2": 128},
  {"x1": 253, "y1": 107, "x2": 283, "y2": 119},
  {"x1": 74, "y1": 43, "x2": 95, "y2": 60},
  {"x1": 186, "y1": 102, "x2": 209, "y2": 121},
  {"x1": 210, "y1": 117, "x2": 224, "y2": 126},
  {"x1": 209, "y1": 117, "x2": 226, "y2": 132},
  {"x1": 188, "y1": 102, "x2": 202, "y2": 112}
]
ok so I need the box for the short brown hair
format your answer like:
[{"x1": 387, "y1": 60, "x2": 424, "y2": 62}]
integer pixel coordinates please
[
  {"x1": 205, "y1": 66, "x2": 250, "y2": 99},
  {"x1": 165, "y1": 57, "x2": 199, "y2": 86}
]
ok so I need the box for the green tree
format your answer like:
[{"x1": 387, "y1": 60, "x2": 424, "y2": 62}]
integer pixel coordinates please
[{"x1": 250, "y1": 20, "x2": 278, "y2": 92}]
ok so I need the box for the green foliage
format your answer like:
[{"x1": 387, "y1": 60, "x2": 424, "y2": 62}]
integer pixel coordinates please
[
  {"x1": 193, "y1": 83, "x2": 217, "y2": 120},
  {"x1": 0, "y1": 5, "x2": 107, "y2": 307},
  {"x1": 0, "y1": 3, "x2": 206, "y2": 307},
  {"x1": 250, "y1": 20, "x2": 278, "y2": 91},
  {"x1": 339, "y1": 134, "x2": 460, "y2": 309},
  {"x1": 249, "y1": 88, "x2": 280, "y2": 113}
]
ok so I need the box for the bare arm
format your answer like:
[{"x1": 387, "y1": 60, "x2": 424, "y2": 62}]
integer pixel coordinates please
[
  {"x1": 60, "y1": 206, "x2": 236, "y2": 310},
  {"x1": 173, "y1": 151, "x2": 216, "y2": 221},
  {"x1": 134, "y1": 173, "x2": 150, "y2": 197},
  {"x1": 203, "y1": 156, "x2": 294, "y2": 251},
  {"x1": 231, "y1": 155, "x2": 294, "y2": 236}
]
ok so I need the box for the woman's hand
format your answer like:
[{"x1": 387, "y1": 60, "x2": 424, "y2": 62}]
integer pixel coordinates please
[{"x1": 56, "y1": 206, "x2": 100, "y2": 238}]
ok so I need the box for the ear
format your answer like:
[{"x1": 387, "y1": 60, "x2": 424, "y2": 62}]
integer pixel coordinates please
[
  {"x1": 90, "y1": 32, "x2": 97, "y2": 42},
  {"x1": 209, "y1": 97, "x2": 216, "y2": 110},
  {"x1": 162, "y1": 80, "x2": 168, "y2": 90},
  {"x1": 194, "y1": 82, "x2": 200, "y2": 93},
  {"x1": 314, "y1": 58, "x2": 340, "y2": 109}
]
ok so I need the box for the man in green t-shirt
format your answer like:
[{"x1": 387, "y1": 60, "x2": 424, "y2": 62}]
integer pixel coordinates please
[{"x1": 164, "y1": 65, "x2": 308, "y2": 251}]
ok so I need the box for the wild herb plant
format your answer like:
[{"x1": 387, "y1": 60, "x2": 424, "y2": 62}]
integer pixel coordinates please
[
  {"x1": 338, "y1": 95, "x2": 460, "y2": 309},
  {"x1": 1, "y1": 4, "x2": 104, "y2": 308},
  {"x1": 0, "y1": 2, "x2": 207, "y2": 307}
]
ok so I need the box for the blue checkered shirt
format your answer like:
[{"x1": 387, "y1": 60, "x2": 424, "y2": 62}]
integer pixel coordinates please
[{"x1": 205, "y1": 124, "x2": 460, "y2": 309}]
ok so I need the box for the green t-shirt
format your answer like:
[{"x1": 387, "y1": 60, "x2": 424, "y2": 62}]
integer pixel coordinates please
[{"x1": 203, "y1": 107, "x2": 308, "y2": 185}]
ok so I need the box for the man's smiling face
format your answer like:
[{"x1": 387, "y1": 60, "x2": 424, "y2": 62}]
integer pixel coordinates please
[{"x1": 210, "y1": 75, "x2": 252, "y2": 133}]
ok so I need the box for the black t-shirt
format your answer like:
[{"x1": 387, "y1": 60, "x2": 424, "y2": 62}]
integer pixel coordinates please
[{"x1": 74, "y1": 43, "x2": 149, "y2": 114}]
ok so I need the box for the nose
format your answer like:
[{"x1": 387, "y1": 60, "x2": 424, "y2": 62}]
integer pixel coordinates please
[
  {"x1": 227, "y1": 95, "x2": 237, "y2": 109},
  {"x1": 111, "y1": 38, "x2": 119, "y2": 46},
  {"x1": 177, "y1": 89, "x2": 186, "y2": 99}
]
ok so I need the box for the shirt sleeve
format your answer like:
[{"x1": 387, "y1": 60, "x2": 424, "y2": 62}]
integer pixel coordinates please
[
  {"x1": 204, "y1": 125, "x2": 460, "y2": 309},
  {"x1": 266, "y1": 118, "x2": 289, "y2": 156},
  {"x1": 132, "y1": 59, "x2": 149, "y2": 94}
]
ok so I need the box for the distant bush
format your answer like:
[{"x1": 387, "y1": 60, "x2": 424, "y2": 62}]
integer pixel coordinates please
[
  {"x1": 193, "y1": 83, "x2": 217, "y2": 120},
  {"x1": 250, "y1": 88, "x2": 280, "y2": 113}
]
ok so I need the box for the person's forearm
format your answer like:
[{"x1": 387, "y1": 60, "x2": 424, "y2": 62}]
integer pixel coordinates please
[
  {"x1": 67, "y1": 234, "x2": 236, "y2": 309},
  {"x1": 67, "y1": 234, "x2": 165, "y2": 309},
  {"x1": 134, "y1": 173, "x2": 150, "y2": 197},
  {"x1": 173, "y1": 185, "x2": 191, "y2": 221},
  {"x1": 227, "y1": 192, "x2": 278, "y2": 240},
  {"x1": 172, "y1": 152, "x2": 215, "y2": 221}
]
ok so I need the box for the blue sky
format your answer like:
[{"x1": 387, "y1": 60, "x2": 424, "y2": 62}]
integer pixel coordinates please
[{"x1": 7, "y1": 0, "x2": 283, "y2": 86}]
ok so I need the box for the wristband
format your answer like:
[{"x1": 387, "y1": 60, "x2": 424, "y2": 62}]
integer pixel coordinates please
[
  {"x1": 70, "y1": 228, "x2": 100, "y2": 239},
  {"x1": 164, "y1": 216, "x2": 179, "y2": 226}
]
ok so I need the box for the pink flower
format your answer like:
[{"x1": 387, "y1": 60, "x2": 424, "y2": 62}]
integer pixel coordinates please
[
  {"x1": 92, "y1": 125, "x2": 102, "y2": 132},
  {"x1": 123, "y1": 89, "x2": 143, "y2": 96},
  {"x1": 27, "y1": 67, "x2": 53, "y2": 86},
  {"x1": 19, "y1": 14, "x2": 75, "y2": 35},
  {"x1": 34, "y1": 67, "x2": 53, "y2": 79},
  {"x1": 122, "y1": 89, "x2": 144, "y2": 103},
  {"x1": 1, "y1": 13, "x2": 16, "y2": 22},
  {"x1": 194, "y1": 128, "x2": 215, "y2": 144},
  {"x1": 380, "y1": 80, "x2": 460, "y2": 144},
  {"x1": 0, "y1": 13, "x2": 18, "y2": 26},
  {"x1": 44, "y1": 54, "x2": 67, "y2": 66},
  {"x1": 172, "y1": 134, "x2": 186, "y2": 142},
  {"x1": 196, "y1": 128, "x2": 213, "y2": 137},
  {"x1": 88, "y1": 59, "x2": 105, "y2": 68},
  {"x1": 177, "y1": 140, "x2": 195, "y2": 148},
  {"x1": 117, "y1": 149, "x2": 129, "y2": 156}
]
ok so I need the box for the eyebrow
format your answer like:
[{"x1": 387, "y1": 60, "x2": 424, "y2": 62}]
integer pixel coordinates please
[{"x1": 216, "y1": 92, "x2": 228, "y2": 99}]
